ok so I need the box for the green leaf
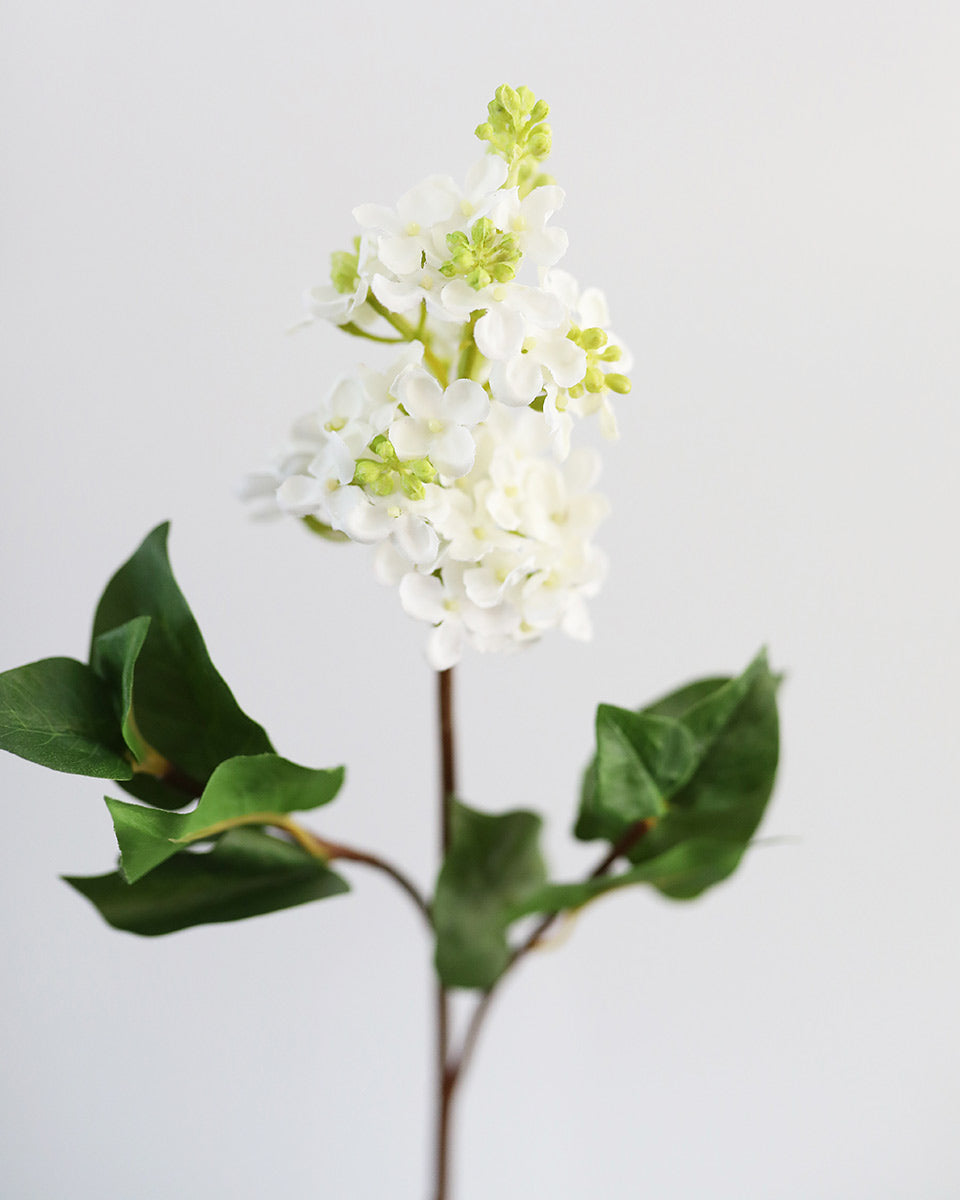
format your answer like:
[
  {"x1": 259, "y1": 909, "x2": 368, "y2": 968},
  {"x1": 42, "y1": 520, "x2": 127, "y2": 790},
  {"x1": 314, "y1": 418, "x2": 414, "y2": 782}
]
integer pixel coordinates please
[
  {"x1": 0, "y1": 657, "x2": 132, "y2": 779},
  {"x1": 434, "y1": 801, "x2": 547, "y2": 990},
  {"x1": 90, "y1": 616, "x2": 152, "y2": 762},
  {"x1": 64, "y1": 827, "x2": 349, "y2": 935},
  {"x1": 576, "y1": 707, "x2": 697, "y2": 841},
  {"x1": 107, "y1": 754, "x2": 345, "y2": 883},
  {"x1": 90, "y1": 523, "x2": 273, "y2": 784},
  {"x1": 575, "y1": 651, "x2": 780, "y2": 899},
  {"x1": 511, "y1": 840, "x2": 746, "y2": 918}
]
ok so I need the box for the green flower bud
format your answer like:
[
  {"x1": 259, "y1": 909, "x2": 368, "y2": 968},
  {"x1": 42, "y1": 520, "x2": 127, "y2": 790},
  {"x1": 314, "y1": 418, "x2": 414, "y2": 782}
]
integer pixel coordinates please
[
  {"x1": 369, "y1": 435, "x2": 397, "y2": 463},
  {"x1": 440, "y1": 217, "x2": 521, "y2": 292},
  {"x1": 606, "y1": 374, "x2": 632, "y2": 394},
  {"x1": 584, "y1": 366, "x2": 606, "y2": 393},
  {"x1": 580, "y1": 327, "x2": 608, "y2": 351},
  {"x1": 400, "y1": 475, "x2": 426, "y2": 502},
  {"x1": 406, "y1": 457, "x2": 438, "y2": 483},
  {"x1": 476, "y1": 84, "x2": 555, "y2": 197},
  {"x1": 370, "y1": 474, "x2": 397, "y2": 497},
  {"x1": 353, "y1": 459, "x2": 384, "y2": 487},
  {"x1": 330, "y1": 237, "x2": 361, "y2": 295}
]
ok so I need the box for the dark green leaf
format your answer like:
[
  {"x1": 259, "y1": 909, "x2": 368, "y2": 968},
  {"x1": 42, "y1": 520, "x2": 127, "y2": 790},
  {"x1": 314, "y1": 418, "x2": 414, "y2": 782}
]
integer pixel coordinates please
[
  {"x1": 90, "y1": 523, "x2": 273, "y2": 783},
  {"x1": 511, "y1": 840, "x2": 746, "y2": 918},
  {"x1": 107, "y1": 754, "x2": 345, "y2": 883},
  {"x1": 575, "y1": 650, "x2": 780, "y2": 899},
  {"x1": 64, "y1": 827, "x2": 348, "y2": 935},
  {"x1": 434, "y1": 801, "x2": 547, "y2": 990},
  {"x1": 575, "y1": 707, "x2": 696, "y2": 841},
  {"x1": 0, "y1": 657, "x2": 132, "y2": 779},
  {"x1": 90, "y1": 616, "x2": 152, "y2": 761}
]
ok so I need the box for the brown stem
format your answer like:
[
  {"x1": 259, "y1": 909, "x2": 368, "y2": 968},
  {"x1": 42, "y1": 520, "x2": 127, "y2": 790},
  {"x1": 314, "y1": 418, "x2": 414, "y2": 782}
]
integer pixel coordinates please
[
  {"x1": 433, "y1": 667, "x2": 457, "y2": 1200},
  {"x1": 438, "y1": 669, "x2": 456, "y2": 848},
  {"x1": 314, "y1": 839, "x2": 432, "y2": 930},
  {"x1": 452, "y1": 816, "x2": 655, "y2": 1085}
]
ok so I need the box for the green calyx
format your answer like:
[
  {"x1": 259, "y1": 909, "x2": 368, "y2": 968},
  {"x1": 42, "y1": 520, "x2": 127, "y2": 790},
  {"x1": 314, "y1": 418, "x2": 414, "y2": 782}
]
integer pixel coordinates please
[
  {"x1": 476, "y1": 84, "x2": 554, "y2": 197},
  {"x1": 566, "y1": 326, "x2": 631, "y2": 397},
  {"x1": 440, "y1": 218, "x2": 521, "y2": 291},
  {"x1": 352, "y1": 436, "x2": 438, "y2": 502},
  {"x1": 330, "y1": 237, "x2": 361, "y2": 295}
]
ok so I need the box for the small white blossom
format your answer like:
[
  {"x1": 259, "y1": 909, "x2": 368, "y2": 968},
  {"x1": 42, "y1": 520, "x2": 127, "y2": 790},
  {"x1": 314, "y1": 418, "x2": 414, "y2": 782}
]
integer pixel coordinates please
[{"x1": 389, "y1": 368, "x2": 489, "y2": 480}]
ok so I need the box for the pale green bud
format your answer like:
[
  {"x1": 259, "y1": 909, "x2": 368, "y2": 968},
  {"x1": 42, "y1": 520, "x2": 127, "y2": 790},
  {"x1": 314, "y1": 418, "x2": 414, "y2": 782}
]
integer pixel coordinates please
[
  {"x1": 369, "y1": 434, "x2": 397, "y2": 463},
  {"x1": 606, "y1": 374, "x2": 632, "y2": 394},
  {"x1": 516, "y1": 85, "x2": 536, "y2": 113},
  {"x1": 440, "y1": 218, "x2": 521, "y2": 292},
  {"x1": 584, "y1": 366, "x2": 606, "y2": 393},
  {"x1": 526, "y1": 129, "x2": 551, "y2": 159},
  {"x1": 370, "y1": 474, "x2": 397, "y2": 497},
  {"x1": 406, "y1": 457, "x2": 438, "y2": 483},
  {"x1": 330, "y1": 236, "x2": 361, "y2": 295},
  {"x1": 353, "y1": 459, "x2": 384, "y2": 487},
  {"x1": 476, "y1": 84, "x2": 555, "y2": 198},
  {"x1": 497, "y1": 84, "x2": 522, "y2": 121},
  {"x1": 580, "y1": 327, "x2": 608, "y2": 351},
  {"x1": 400, "y1": 475, "x2": 425, "y2": 501}
]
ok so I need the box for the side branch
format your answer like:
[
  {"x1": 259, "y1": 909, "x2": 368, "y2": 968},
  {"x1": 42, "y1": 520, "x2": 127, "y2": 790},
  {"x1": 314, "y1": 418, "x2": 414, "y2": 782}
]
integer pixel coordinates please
[
  {"x1": 453, "y1": 816, "x2": 656, "y2": 1081},
  {"x1": 317, "y1": 838, "x2": 433, "y2": 930}
]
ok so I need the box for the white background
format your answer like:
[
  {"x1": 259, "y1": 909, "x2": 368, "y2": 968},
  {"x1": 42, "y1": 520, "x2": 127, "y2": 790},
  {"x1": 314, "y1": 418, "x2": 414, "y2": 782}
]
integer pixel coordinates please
[{"x1": 2, "y1": 3, "x2": 958, "y2": 1197}]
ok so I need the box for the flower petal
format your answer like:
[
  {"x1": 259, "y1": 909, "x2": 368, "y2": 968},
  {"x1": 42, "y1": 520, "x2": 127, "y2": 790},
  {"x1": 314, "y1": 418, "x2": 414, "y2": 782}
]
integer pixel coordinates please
[
  {"x1": 396, "y1": 367, "x2": 443, "y2": 419},
  {"x1": 389, "y1": 415, "x2": 431, "y2": 460},
  {"x1": 521, "y1": 185, "x2": 565, "y2": 226},
  {"x1": 393, "y1": 516, "x2": 440, "y2": 566},
  {"x1": 440, "y1": 279, "x2": 484, "y2": 320},
  {"x1": 352, "y1": 204, "x2": 403, "y2": 233},
  {"x1": 489, "y1": 356, "x2": 543, "y2": 407},
  {"x1": 578, "y1": 286, "x2": 610, "y2": 328},
  {"x1": 475, "y1": 304, "x2": 525, "y2": 361},
  {"x1": 442, "y1": 379, "x2": 489, "y2": 427},
  {"x1": 540, "y1": 335, "x2": 586, "y2": 389},
  {"x1": 433, "y1": 425, "x2": 476, "y2": 479},
  {"x1": 378, "y1": 235, "x2": 424, "y2": 277},
  {"x1": 427, "y1": 620, "x2": 463, "y2": 671},
  {"x1": 276, "y1": 475, "x2": 327, "y2": 517},
  {"x1": 371, "y1": 274, "x2": 423, "y2": 313},
  {"x1": 397, "y1": 176, "x2": 458, "y2": 227},
  {"x1": 464, "y1": 156, "x2": 508, "y2": 200},
  {"x1": 399, "y1": 572, "x2": 445, "y2": 623}
]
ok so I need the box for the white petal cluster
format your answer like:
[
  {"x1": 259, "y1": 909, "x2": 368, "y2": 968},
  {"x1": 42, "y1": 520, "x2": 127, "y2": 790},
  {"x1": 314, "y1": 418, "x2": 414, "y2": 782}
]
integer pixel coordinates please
[{"x1": 245, "y1": 86, "x2": 632, "y2": 669}]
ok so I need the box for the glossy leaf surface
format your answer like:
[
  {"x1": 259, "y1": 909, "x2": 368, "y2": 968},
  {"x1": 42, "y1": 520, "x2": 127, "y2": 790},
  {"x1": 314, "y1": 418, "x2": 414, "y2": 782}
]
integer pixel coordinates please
[
  {"x1": 91, "y1": 524, "x2": 273, "y2": 783},
  {"x1": 107, "y1": 754, "x2": 345, "y2": 883},
  {"x1": 65, "y1": 827, "x2": 348, "y2": 935},
  {"x1": 0, "y1": 657, "x2": 132, "y2": 779}
]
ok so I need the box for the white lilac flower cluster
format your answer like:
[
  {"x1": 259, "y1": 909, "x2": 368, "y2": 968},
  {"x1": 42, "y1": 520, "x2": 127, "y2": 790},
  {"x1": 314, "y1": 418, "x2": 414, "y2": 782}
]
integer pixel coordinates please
[{"x1": 244, "y1": 86, "x2": 631, "y2": 670}]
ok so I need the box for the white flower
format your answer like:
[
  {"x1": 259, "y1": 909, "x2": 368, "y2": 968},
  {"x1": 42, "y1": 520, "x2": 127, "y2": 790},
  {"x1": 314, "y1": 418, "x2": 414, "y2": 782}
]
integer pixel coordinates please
[
  {"x1": 399, "y1": 567, "x2": 518, "y2": 670},
  {"x1": 330, "y1": 486, "x2": 444, "y2": 568},
  {"x1": 354, "y1": 177, "x2": 459, "y2": 277},
  {"x1": 488, "y1": 329, "x2": 586, "y2": 408},
  {"x1": 488, "y1": 184, "x2": 568, "y2": 271},
  {"x1": 389, "y1": 368, "x2": 489, "y2": 479},
  {"x1": 441, "y1": 278, "x2": 563, "y2": 361}
]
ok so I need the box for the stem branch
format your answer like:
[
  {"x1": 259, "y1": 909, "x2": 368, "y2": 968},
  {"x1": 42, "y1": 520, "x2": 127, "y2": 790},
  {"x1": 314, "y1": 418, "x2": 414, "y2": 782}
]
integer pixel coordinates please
[
  {"x1": 451, "y1": 816, "x2": 656, "y2": 1087},
  {"x1": 433, "y1": 667, "x2": 457, "y2": 1200},
  {"x1": 315, "y1": 838, "x2": 432, "y2": 930}
]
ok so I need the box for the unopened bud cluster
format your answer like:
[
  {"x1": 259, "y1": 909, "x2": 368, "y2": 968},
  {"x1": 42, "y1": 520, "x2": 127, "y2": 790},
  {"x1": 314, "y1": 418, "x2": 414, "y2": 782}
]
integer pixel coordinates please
[{"x1": 244, "y1": 86, "x2": 632, "y2": 669}]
